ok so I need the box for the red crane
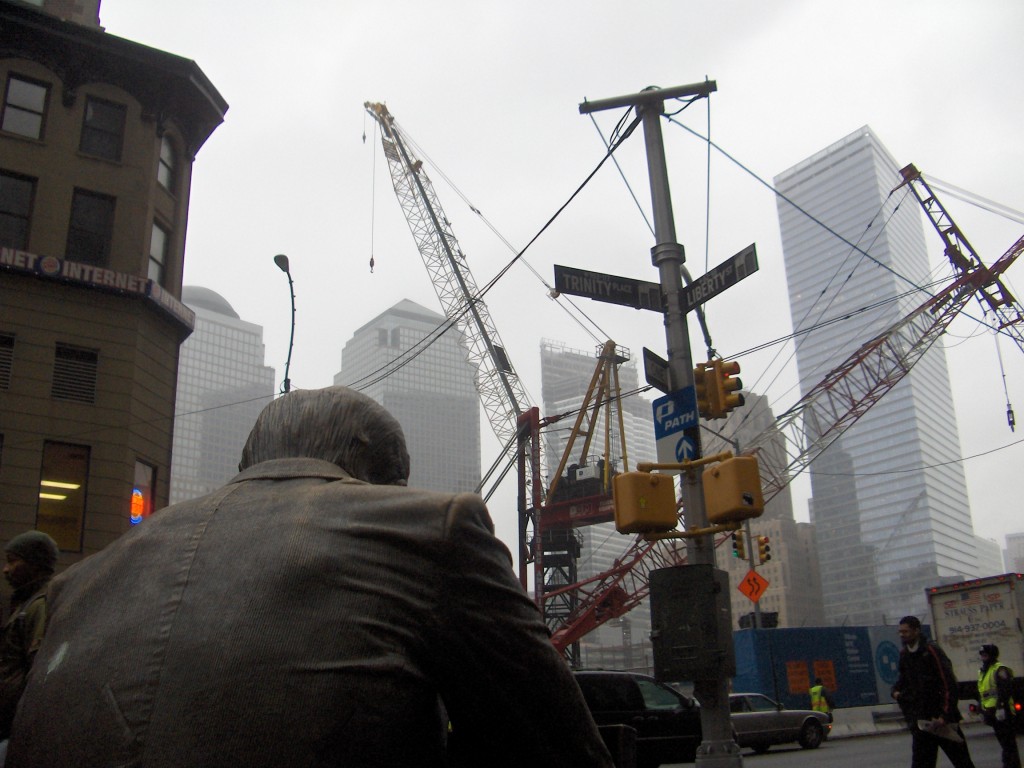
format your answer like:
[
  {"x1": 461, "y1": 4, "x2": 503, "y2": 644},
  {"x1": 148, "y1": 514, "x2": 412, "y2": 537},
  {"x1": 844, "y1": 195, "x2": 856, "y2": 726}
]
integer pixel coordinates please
[{"x1": 548, "y1": 168, "x2": 1024, "y2": 651}]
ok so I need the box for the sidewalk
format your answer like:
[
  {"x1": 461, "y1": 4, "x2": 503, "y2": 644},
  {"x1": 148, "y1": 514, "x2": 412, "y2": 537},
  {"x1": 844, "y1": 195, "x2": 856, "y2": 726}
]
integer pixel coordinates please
[{"x1": 829, "y1": 705, "x2": 984, "y2": 739}]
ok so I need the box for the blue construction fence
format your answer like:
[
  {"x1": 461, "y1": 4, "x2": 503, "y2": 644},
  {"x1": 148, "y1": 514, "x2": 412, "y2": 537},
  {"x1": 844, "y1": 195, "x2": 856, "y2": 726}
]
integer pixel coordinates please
[{"x1": 731, "y1": 625, "x2": 908, "y2": 710}]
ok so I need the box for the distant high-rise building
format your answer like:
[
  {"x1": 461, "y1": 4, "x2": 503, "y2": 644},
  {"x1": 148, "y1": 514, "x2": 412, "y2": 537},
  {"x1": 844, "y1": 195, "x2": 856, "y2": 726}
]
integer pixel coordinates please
[
  {"x1": 1004, "y1": 533, "x2": 1024, "y2": 573},
  {"x1": 775, "y1": 126, "x2": 977, "y2": 624},
  {"x1": 974, "y1": 536, "x2": 1004, "y2": 577},
  {"x1": 705, "y1": 394, "x2": 825, "y2": 628},
  {"x1": 171, "y1": 287, "x2": 274, "y2": 505},
  {"x1": 335, "y1": 299, "x2": 480, "y2": 493},
  {"x1": 539, "y1": 339, "x2": 656, "y2": 672}
]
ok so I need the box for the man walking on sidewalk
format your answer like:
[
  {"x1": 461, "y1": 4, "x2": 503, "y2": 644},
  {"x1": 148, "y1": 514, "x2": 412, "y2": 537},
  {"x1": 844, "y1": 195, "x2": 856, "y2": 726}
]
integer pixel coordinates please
[{"x1": 892, "y1": 615, "x2": 976, "y2": 768}]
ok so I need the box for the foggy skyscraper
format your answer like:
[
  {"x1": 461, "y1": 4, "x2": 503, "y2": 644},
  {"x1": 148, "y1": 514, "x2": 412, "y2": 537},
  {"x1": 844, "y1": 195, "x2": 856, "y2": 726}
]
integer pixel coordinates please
[
  {"x1": 775, "y1": 126, "x2": 977, "y2": 624},
  {"x1": 171, "y1": 287, "x2": 275, "y2": 505},
  {"x1": 335, "y1": 299, "x2": 480, "y2": 493}
]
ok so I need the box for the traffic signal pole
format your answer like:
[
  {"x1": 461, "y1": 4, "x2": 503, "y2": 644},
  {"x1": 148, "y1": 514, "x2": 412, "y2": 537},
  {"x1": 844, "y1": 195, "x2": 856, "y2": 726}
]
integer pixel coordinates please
[{"x1": 581, "y1": 81, "x2": 742, "y2": 768}]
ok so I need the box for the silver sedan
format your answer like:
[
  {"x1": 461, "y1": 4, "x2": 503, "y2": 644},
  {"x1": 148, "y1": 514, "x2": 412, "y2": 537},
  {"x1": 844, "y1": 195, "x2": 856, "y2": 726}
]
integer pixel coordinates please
[{"x1": 729, "y1": 693, "x2": 831, "y2": 753}]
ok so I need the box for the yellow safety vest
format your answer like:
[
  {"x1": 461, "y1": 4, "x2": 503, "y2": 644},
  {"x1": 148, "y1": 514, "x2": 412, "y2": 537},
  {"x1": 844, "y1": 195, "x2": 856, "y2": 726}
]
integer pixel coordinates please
[
  {"x1": 978, "y1": 662, "x2": 1015, "y2": 711},
  {"x1": 810, "y1": 684, "x2": 830, "y2": 713}
]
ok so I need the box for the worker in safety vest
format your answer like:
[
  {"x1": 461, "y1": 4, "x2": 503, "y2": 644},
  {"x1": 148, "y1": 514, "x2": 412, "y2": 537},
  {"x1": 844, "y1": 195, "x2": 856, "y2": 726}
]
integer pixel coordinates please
[
  {"x1": 978, "y1": 644, "x2": 1020, "y2": 768},
  {"x1": 809, "y1": 678, "x2": 834, "y2": 723}
]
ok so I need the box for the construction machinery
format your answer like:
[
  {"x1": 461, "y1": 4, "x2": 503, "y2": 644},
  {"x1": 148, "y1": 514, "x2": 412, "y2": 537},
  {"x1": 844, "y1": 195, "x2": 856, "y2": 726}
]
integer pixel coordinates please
[
  {"x1": 548, "y1": 166, "x2": 1024, "y2": 651},
  {"x1": 364, "y1": 98, "x2": 1024, "y2": 654},
  {"x1": 365, "y1": 104, "x2": 636, "y2": 663}
]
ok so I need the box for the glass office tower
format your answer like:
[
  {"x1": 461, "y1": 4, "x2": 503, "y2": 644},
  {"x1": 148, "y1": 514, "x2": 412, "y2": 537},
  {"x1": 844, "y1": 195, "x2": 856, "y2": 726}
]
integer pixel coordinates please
[
  {"x1": 775, "y1": 126, "x2": 977, "y2": 624},
  {"x1": 335, "y1": 299, "x2": 480, "y2": 494},
  {"x1": 171, "y1": 287, "x2": 275, "y2": 505}
]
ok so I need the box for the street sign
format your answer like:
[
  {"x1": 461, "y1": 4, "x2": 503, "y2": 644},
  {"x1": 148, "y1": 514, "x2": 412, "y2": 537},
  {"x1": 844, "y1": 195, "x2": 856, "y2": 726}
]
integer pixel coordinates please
[
  {"x1": 652, "y1": 388, "x2": 699, "y2": 471},
  {"x1": 643, "y1": 347, "x2": 670, "y2": 394},
  {"x1": 738, "y1": 569, "x2": 769, "y2": 603},
  {"x1": 682, "y1": 243, "x2": 758, "y2": 313},
  {"x1": 553, "y1": 264, "x2": 663, "y2": 312}
]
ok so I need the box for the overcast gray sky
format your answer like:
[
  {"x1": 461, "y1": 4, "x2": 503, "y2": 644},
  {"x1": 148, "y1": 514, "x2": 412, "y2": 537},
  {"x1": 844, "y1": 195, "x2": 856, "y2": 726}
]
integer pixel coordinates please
[{"x1": 100, "y1": 1, "x2": 1024, "y2": 556}]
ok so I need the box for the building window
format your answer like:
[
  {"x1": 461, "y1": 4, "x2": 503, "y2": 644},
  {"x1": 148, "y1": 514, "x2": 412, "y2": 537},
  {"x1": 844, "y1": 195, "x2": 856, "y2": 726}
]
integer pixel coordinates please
[
  {"x1": 66, "y1": 188, "x2": 115, "y2": 265},
  {"x1": 149, "y1": 221, "x2": 169, "y2": 284},
  {"x1": 131, "y1": 460, "x2": 156, "y2": 525},
  {"x1": 0, "y1": 171, "x2": 35, "y2": 249},
  {"x1": 79, "y1": 96, "x2": 126, "y2": 161},
  {"x1": 157, "y1": 135, "x2": 176, "y2": 191},
  {"x1": 51, "y1": 343, "x2": 98, "y2": 404},
  {"x1": 0, "y1": 334, "x2": 13, "y2": 390},
  {"x1": 37, "y1": 441, "x2": 90, "y2": 552},
  {"x1": 1, "y1": 75, "x2": 49, "y2": 139}
]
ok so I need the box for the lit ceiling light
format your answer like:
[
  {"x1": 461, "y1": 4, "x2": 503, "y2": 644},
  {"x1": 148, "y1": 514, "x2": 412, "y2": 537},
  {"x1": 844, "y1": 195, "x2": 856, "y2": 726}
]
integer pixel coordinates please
[
  {"x1": 40, "y1": 480, "x2": 80, "y2": 490},
  {"x1": 39, "y1": 492, "x2": 67, "y2": 500}
]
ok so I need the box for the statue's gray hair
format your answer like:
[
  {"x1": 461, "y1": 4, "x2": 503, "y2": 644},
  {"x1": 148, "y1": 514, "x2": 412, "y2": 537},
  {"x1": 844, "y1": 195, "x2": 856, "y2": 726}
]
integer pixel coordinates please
[{"x1": 240, "y1": 386, "x2": 410, "y2": 485}]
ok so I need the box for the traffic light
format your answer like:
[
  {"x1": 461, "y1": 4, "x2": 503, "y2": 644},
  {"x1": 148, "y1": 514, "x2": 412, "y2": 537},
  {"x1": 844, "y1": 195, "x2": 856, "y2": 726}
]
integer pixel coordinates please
[
  {"x1": 694, "y1": 363, "x2": 722, "y2": 419},
  {"x1": 757, "y1": 535, "x2": 771, "y2": 564},
  {"x1": 732, "y1": 531, "x2": 746, "y2": 560},
  {"x1": 713, "y1": 360, "x2": 745, "y2": 415},
  {"x1": 692, "y1": 362, "x2": 724, "y2": 417}
]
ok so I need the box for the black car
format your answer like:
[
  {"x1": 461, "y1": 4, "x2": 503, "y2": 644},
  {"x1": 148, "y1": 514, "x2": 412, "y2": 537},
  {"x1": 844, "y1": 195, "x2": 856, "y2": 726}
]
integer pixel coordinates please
[{"x1": 573, "y1": 670, "x2": 701, "y2": 768}]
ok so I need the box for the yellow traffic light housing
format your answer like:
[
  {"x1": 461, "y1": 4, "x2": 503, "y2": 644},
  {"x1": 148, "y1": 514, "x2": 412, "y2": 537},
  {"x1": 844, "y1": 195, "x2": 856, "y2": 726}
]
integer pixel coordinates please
[
  {"x1": 713, "y1": 360, "x2": 745, "y2": 416},
  {"x1": 731, "y1": 531, "x2": 746, "y2": 560},
  {"x1": 694, "y1": 363, "x2": 722, "y2": 419},
  {"x1": 612, "y1": 471, "x2": 678, "y2": 534},
  {"x1": 694, "y1": 364, "x2": 711, "y2": 418},
  {"x1": 702, "y1": 455, "x2": 765, "y2": 524},
  {"x1": 757, "y1": 535, "x2": 772, "y2": 564}
]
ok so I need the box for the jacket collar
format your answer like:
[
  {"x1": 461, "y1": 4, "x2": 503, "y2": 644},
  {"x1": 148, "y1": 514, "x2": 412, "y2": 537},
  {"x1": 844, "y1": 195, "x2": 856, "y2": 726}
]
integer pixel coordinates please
[{"x1": 228, "y1": 458, "x2": 361, "y2": 485}]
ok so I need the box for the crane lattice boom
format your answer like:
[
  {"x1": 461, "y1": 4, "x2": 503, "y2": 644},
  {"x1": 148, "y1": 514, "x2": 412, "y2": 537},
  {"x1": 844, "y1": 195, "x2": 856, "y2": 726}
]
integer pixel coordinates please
[{"x1": 365, "y1": 102, "x2": 531, "y2": 455}]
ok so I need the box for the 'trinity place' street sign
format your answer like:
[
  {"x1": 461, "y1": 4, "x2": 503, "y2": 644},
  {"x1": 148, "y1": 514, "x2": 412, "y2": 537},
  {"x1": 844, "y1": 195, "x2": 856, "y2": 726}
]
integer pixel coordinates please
[
  {"x1": 682, "y1": 243, "x2": 758, "y2": 313},
  {"x1": 552, "y1": 265, "x2": 663, "y2": 312}
]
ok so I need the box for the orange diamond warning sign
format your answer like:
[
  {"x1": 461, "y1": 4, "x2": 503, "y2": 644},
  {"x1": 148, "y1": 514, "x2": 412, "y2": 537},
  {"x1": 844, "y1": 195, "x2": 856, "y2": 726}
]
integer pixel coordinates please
[{"x1": 738, "y1": 569, "x2": 769, "y2": 603}]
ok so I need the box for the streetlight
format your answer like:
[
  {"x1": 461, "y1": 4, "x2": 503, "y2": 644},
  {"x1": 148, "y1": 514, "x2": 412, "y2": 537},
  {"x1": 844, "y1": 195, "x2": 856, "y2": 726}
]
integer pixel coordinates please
[{"x1": 274, "y1": 254, "x2": 295, "y2": 394}]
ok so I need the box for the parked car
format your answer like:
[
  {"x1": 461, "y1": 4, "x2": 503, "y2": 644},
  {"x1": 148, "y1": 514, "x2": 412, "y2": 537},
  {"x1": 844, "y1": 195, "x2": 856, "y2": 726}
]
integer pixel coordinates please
[
  {"x1": 729, "y1": 692, "x2": 831, "y2": 753},
  {"x1": 573, "y1": 670, "x2": 701, "y2": 768}
]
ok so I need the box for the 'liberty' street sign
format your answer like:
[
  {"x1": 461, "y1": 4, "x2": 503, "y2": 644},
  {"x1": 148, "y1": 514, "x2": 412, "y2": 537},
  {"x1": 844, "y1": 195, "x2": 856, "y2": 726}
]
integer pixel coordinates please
[{"x1": 682, "y1": 243, "x2": 758, "y2": 313}]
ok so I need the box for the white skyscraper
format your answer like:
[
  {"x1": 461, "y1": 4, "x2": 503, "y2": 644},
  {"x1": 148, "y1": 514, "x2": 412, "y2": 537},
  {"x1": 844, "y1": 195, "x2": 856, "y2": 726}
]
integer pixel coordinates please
[
  {"x1": 171, "y1": 287, "x2": 275, "y2": 506},
  {"x1": 335, "y1": 299, "x2": 480, "y2": 494},
  {"x1": 775, "y1": 126, "x2": 977, "y2": 625}
]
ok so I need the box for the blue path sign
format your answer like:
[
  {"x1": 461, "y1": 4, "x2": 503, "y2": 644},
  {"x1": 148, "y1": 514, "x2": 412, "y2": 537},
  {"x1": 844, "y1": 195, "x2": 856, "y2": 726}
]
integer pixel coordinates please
[{"x1": 652, "y1": 388, "x2": 699, "y2": 471}]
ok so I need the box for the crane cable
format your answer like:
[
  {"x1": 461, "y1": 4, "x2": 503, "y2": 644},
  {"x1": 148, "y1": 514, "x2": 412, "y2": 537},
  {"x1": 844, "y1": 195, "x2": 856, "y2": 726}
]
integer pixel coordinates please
[
  {"x1": 994, "y1": 327, "x2": 1017, "y2": 431},
  {"x1": 348, "y1": 110, "x2": 644, "y2": 395},
  {"x1": 396, "y1": 123, "x2": 613, "y2": 346}
]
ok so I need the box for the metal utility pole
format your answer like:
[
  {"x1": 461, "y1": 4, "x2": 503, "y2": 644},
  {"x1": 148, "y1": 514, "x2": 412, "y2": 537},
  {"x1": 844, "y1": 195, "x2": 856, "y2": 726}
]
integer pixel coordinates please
[{"x1": 581, "y1": 82, "x2": 741, "y2": 767}]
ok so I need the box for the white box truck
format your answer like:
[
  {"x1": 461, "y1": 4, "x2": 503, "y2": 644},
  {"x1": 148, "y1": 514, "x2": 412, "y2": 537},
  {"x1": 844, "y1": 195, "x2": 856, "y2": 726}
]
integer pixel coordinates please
[{"x1": 926, "y1": 573, "x2": 1024, "y2": 721}]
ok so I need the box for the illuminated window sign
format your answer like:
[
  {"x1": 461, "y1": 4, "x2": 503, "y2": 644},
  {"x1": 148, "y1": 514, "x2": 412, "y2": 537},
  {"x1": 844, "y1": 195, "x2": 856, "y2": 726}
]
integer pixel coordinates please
[{"x1": 132, "y1": 460, "x2": 155, "y2": 525}]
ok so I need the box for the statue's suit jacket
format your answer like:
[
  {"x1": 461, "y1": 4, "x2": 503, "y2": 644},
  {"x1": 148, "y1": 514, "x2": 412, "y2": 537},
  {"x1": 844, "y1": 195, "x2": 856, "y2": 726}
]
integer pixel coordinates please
[{"x1": 8, "y1": 458, "x2": 612, "y2": 767}]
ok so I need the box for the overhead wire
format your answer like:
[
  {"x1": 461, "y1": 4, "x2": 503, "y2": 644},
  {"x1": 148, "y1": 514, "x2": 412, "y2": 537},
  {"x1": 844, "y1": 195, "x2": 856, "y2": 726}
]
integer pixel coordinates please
[
  {"x1": 398, "y1": 127, "x2": 612, "y2": 346},
  {"x1": 343, "y1": 110, "x2": 645, "y2": 413}
]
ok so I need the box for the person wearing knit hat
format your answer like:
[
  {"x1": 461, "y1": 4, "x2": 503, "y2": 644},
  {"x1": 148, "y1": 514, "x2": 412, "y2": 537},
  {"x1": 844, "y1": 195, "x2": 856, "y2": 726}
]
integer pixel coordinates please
[{"x1": 0, "y1": 530, "x2": 58, "y2": 742}]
